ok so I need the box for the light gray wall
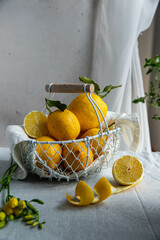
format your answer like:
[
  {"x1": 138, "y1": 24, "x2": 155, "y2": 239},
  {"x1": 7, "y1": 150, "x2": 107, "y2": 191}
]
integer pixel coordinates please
[{"x1": 0, "y1": 0, "x2": 95, "y2": 146}]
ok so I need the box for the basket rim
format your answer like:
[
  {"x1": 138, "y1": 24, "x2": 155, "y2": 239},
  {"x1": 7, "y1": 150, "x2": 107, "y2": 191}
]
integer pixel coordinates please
[{"x1": 29, "y1": 127, "x2": 121, "y2": 145}]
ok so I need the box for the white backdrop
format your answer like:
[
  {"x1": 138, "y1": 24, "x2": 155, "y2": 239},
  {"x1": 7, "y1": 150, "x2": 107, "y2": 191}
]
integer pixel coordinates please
[
  {"x1": 0, "y1": 0, "x2": 159, "y2": 151},
  {"x1": 91, "y1": 0, "x2": 159, "y2": 151}
]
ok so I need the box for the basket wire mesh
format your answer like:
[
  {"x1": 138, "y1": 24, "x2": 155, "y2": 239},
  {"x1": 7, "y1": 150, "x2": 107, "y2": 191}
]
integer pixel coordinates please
[{"x1": 23, "y1": 84, "x2": 121, "y2": 181}]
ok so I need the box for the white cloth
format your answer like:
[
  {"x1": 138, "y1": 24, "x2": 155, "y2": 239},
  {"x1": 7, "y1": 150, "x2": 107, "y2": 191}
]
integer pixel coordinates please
[
  {"x1": 91, "y1": 0, "x2": 159, "y2": 152},
  {"x1": 5, "y1": 111, "x2": 140, "y2": 180},
  {"x1": 0, "y1": 148, "x2": 160, "y2": 240}
]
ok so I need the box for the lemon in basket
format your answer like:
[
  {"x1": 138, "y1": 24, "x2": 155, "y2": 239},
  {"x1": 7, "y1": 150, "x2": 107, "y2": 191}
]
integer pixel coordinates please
[
  {"x1": 35, "y1": 136, "x2": 62, "y2": 170},
  {"x1": 24, "y1": 110, "x2": 48, "y2": 138},
  {"x1": 63, "y1": 142, "x2": 93, "y2": 172},
  {"x1": 80, "y1": 128, "x2": 107, "y2": 160},
  {"x1": 47, "y1": 109, "x2": 80, "y2": 141},
  {"x1": 112, "y1": 155, "x2": 144, "y2": 185},
  {"x1": 81, "y1": 125, "x2": 113, "y2": 160},
  {"x1": 68, "y1": 93, "x2": 108, "y2": 132}
]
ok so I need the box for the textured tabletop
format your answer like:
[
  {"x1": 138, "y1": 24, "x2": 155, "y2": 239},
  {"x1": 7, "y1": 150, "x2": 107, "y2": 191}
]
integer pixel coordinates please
[{"x1": 0, "y1": 148, "x2": 160, "y2": 240}]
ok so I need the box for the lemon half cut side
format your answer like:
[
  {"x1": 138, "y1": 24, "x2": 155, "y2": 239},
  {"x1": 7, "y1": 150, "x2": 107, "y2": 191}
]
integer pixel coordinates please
[
  {"x1": 112, "y1": 155, "x2": 144, "y2": 186},
  {"x1": 24, "y1": 110, "x2": 48, "y2": 138}
]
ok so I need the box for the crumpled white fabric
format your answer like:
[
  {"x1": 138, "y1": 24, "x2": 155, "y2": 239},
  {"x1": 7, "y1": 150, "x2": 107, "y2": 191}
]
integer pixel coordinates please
[
  {"x1": 91, "y1": 0, "x2": 159, "y2": 152},
  {"x1": 5, "y1": 111, "x2": 140, "y2": 180}
]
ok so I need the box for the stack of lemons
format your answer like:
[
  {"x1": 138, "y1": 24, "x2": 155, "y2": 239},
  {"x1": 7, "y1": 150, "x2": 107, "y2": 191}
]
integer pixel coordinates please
[{"x1": 23, "y1": 93, "x2": 109, "y2": 173}]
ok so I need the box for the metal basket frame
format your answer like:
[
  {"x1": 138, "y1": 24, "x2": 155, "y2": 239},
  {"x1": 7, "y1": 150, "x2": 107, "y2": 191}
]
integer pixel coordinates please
[{"x1": 23, "y1": 84, "x2": 121, "y2": 181}]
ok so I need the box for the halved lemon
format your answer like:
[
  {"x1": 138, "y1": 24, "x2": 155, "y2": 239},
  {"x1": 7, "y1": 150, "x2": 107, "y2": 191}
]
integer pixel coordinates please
[
  {"x1": 23, "y1": 110, "x2": 48, "y2": 138},
  {"x1": 112, "y1": 155, "x2": 144, "y2": 185}
]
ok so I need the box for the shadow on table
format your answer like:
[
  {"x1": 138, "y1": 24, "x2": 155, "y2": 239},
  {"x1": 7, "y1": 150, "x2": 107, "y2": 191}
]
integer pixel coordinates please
[{"x1": 56, "y1": 199, "x2": 103, "y2": 212}]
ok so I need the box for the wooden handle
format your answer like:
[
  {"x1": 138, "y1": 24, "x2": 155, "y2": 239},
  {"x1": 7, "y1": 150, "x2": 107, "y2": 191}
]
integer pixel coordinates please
[{"x1": 45, "y1": 83, "x2": 95, "y2": 93}]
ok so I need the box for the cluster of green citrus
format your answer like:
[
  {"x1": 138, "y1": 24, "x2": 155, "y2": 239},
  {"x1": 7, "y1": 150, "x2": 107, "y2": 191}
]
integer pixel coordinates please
[{"x1": 0, "y1": 197, "x2": 45, "y2": 229}]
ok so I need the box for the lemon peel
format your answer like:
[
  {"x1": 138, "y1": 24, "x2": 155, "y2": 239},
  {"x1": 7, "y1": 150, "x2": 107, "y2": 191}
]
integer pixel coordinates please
[
  {"x1": 66, "y1": 181, "x2": 94, "y2": 206},
  {"x1": 66, "y1": 156, "x2": 144, "y2": 206},
  {"x1": 66, "y1": 175, "x2": 144, "y2": 206},
  {"x1": 92, "y1": 177, "x2": 112, "y2": 204}
]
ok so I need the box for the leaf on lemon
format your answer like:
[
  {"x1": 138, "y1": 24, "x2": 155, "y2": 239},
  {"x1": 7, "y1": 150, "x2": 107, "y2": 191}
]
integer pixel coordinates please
[
  {"x1": 45, "y1": 98, "x2": 67, "y2": 112},
  {"x1": 79, "y1": 76, "x2": 122, "y2": 98},
  {"x1": 79, "y1": 76, "x2": 100, "y2": 95},
  {"x1": 100, "y1": 84, "x2": 122, "y2": 98}
]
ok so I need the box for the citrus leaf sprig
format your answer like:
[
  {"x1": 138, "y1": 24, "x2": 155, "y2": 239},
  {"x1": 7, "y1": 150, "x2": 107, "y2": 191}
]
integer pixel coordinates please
[
  {"x1": 0, "y1": 158, "x2": 18, "y2": 201},
  {"x1": 45, "y1": 98, "x2": 67, "y2": 113},
  {"x1": 79, "y1": 76, "x2": 122, "y2": 99},
  {"x1": 133, "y1": 55, "x2": 160, "y2": 120},
  {"x1": 0, "y1": 161, "x2": 45, "y2": 229}
]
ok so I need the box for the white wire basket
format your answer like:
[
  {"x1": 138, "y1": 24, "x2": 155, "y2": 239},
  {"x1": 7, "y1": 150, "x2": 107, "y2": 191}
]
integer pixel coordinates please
[{"x1": 22, "y1": 83, "x2": 121, "y2": 181}]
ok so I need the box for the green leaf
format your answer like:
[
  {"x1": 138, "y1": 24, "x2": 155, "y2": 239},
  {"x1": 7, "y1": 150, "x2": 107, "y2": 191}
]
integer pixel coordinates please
[
  {"x1": 79, "y1": 76, "x2": 100, "y2": 95},
  {"x1": 30, "y1": 199, "x2": 44, "y2": 205},
  {"x1": 100, "y1": 84, "x2": 122, "y2": 98},
  {"x1": 45, "y1": 98, "x2": 67, "y2": 112},
  {"x1": 79, "y1": 76, "x2": 122, "y2": 98},
  {"x1": 146, "y1": 68, "x2": 153, "y2": 75},
  {"x1": 132, "y1": 96, "x2": 146, "y2": 104}
]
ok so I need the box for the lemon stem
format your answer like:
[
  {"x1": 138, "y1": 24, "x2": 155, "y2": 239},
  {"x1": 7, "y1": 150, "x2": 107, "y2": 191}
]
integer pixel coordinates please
[{"x1": 108, "y1": 122, "x2": 115, "y2": 128}]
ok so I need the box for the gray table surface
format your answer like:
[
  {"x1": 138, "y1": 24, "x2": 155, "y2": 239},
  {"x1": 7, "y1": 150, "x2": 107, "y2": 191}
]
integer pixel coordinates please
[{"x1": 0, "y1": 147, "x2": 160, "y2": 240}]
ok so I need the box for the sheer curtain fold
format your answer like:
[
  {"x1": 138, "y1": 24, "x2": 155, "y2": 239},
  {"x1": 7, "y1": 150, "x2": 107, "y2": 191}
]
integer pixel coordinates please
[{"x1": 91, "y1": 0, "x2": 159, "y2": 151}]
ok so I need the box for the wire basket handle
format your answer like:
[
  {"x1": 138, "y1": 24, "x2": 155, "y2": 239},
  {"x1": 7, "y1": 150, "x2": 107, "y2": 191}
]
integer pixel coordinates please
[{"x1": 45, "y1": 83, "x2": 95, "y2": 93}]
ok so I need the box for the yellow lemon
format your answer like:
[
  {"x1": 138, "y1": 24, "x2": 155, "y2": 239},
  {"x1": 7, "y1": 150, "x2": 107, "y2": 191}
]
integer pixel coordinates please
[
  {"x1": 3, "y1": 202, "x2": 14, "y2": 215},
  {"x1": 63, "y1": 142, "x2": 93, "y2": 172},
  {"x1": 112, "y1": 155, "x2": 144, "y2": 185},
  {"x1": 8, "y1": 198, "x2": 18, "y2": 208},
  {"x1": 0, "y1": 212, "x2": 6, "y2": 221},
  {"x1": 81, "y1": 128, "x2": 107, "y2": 160},
  {"x1": 47, "y1": 109, "x2": 80, "y2": 141},
  {"x1": 80, "y1": 124, "x2": 113, "y2": 160},
  {"x1": 36, "y1": 136, "x2": 62, "y2": 170},
  {"x1": 68, "y1": 93, "x2": 108, "y2": 132},
  {"x1": 24, "y1": 110, "x2": 48, "y2": 138}
]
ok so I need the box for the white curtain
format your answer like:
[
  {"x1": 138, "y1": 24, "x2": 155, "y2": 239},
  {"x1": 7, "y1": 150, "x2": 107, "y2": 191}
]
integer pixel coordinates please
[{"x1": 91, "y1": 0, "x2": 159, "y2": 152}]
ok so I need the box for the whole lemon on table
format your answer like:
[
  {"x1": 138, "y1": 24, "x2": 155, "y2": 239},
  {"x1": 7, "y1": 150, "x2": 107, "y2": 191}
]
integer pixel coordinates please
[
  {"x1": 68, "y1": 93, "x2": 108, "y2": 132},
  {"x1": 47, "y1": 109, "x2": 80, "y2": 141},
  {"x1": 63, "y1": 142, "x2": 93, "y2": 172},
  {"x1": 36, "y1": 136, "x2": 62, "y2": 170}
]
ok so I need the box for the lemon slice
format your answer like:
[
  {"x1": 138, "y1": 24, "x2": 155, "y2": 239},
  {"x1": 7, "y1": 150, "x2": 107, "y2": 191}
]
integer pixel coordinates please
[
  {"x1": 23, "y1": 110, "x2": 48, "y2": 138},
  {"x1": 112, "y1": 155, "x2": 144, "y2": 185}
]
